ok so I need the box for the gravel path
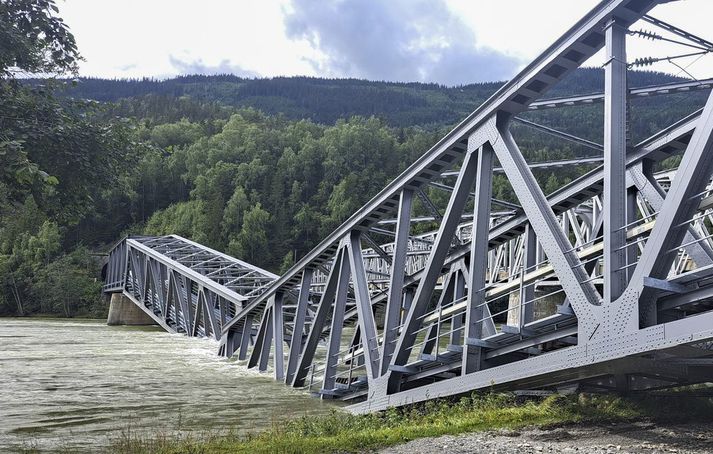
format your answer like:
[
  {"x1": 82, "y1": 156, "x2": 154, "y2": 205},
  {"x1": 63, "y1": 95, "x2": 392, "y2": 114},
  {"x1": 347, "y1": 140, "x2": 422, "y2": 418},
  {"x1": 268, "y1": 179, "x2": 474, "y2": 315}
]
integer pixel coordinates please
[{"x1": 378, "y1": 422, "x2": 713, "y2": 453}]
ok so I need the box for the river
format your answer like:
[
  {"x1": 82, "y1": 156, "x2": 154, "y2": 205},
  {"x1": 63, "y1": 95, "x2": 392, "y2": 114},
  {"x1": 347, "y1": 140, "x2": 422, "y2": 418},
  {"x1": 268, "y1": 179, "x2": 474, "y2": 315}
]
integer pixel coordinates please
[{"x1": 0, "y1": 318, "x2": 335, "y2": 452}]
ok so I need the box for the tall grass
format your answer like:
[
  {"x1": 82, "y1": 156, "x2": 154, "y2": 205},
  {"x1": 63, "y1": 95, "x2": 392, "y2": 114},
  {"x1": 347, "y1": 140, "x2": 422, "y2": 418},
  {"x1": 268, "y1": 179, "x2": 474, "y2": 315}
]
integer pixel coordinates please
[{"x1": 110, "y1": 392, "x2": 713, "y2": 454}]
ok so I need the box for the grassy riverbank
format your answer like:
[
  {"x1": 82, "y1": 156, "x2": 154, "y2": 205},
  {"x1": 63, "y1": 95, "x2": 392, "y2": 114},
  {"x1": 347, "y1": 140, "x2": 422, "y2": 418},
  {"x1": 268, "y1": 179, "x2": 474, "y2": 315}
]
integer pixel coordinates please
[{"x1": 110, "y1": 392, "x2": 713, "y2": 454}]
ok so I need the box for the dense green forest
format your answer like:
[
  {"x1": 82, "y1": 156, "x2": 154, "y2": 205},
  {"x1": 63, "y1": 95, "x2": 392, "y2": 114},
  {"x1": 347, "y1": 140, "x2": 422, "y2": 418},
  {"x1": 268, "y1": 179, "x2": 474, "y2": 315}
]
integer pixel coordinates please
[
  {"x1": 39, "y1": 69, "x2": 688, "y2": 128},
  {"x1": 1, "y1": 1, "x2": 708, "y2": 318}
]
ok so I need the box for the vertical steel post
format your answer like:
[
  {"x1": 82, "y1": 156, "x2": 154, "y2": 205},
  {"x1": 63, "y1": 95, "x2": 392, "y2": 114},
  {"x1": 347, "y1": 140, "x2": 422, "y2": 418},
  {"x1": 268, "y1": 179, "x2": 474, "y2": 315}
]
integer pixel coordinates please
[
  {"x1": 390, "y1": 145, "x2": 480, "y2": 384},
  {"x1": 285, "y1": 268, "x2": 314, "y2": 385},
  {"x1": 603, "y1": 19, "x2": 628, "y2": 303},
  {"x1": 450, "y1": 269, "x2": 465, "y2": 346},
  {"x1": 380, "y1": 189, "x2": 413, "y2": 376},
  {"x1": 258, "y1": 307, "x2": 274, "y2": 372},
  {"x1": 238, "y1": 313, "x2": 254, "y2": 360},
  {"x1": 322, "y1": 250, "x2": 351, "y2": 393},
  {"x1": 272, "y1": 292, "x2": 285, "y2": 380},
  {"x1": 463, "y1": 143, "x2": 494, "y2": 374},
  {"x1": 523, "y1": 225, "x2": 537, "y2": 325}
]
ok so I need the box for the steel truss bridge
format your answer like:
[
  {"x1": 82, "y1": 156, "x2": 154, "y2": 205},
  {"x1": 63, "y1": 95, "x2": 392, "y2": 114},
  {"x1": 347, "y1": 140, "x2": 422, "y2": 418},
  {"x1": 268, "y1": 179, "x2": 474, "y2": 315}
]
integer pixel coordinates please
[{"x1": 104, "y1": 0, "x2": 713, "y2": 413}]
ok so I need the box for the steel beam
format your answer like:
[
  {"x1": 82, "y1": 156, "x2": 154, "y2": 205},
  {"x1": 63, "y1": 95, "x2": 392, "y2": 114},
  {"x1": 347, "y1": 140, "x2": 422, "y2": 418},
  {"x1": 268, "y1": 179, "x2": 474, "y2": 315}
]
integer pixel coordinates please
[
  {"x1": 380, "y1": 189, "x2": 413, "y2": 376},
  {"x1": 347, "y1": 231, "x2": 381, "y2": 380},
  {"x1": 285, "y1": 268, "x2": 313, "y2": 384},
  {"x1": 603, "y1": 19, "x2": 628, "y2": 304},
  {"x1": 463, "y1": 139, "x2": 495, "y2": 375}
]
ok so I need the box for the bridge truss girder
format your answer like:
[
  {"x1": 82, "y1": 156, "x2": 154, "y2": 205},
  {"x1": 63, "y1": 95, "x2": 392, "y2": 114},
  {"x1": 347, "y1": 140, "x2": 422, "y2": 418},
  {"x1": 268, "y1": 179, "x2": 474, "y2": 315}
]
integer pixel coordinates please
[
  {"x1": 103, "y1": 235, "x2": 277, "y2": 340},
  {"x1": 101, "y1": 0, "x2": 713, "y2": 413},
  {"x1": 216, "y1": 0, "x2": 713, "y2": 412}
]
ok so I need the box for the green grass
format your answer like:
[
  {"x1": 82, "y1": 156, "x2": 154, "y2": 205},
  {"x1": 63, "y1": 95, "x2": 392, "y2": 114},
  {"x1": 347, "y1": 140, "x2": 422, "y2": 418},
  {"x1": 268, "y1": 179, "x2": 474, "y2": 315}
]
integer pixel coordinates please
[{"x1": 109, "y1": 392, "x2": 713, "y2": 454}]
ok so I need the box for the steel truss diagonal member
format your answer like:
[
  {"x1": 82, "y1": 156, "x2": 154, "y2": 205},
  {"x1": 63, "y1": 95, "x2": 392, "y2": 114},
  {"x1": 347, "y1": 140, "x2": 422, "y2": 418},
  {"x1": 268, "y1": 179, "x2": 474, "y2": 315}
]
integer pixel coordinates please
[
  {"x1": 490, "y1": 116, "x2": 602, "y2": 339},
  {"x1": 628, "y1": 164, "x2": 713, "y2": 268},
  {"x1": 346, "y1": 231, "x2": 381, "y2": 380},
  {"x1": 292, "y1": 247, "x2": 346, "y2": 387},
  {"x1": 624, "y1": 90, "x2": 713, "y2": 328},
  {"x1": 387, "y1": 143, "x2": 481, "y2": 392}
]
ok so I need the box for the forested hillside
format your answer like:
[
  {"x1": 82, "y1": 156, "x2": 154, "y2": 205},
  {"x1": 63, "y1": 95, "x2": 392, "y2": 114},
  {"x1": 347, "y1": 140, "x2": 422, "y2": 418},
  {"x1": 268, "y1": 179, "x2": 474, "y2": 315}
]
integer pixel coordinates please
[
  {"x1": 2, "y1": 2, "x2": 709, "y2": 318},
  {"x1": 45, "y1": 69, "x2": 684, "y2": 127}
]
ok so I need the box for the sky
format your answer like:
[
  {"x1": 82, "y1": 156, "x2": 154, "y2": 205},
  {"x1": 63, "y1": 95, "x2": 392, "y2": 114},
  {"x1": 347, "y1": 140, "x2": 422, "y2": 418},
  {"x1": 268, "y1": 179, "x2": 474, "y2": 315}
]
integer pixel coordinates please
[{"x1": 56, "y1": 0, "x2": 713, "y2": 85}]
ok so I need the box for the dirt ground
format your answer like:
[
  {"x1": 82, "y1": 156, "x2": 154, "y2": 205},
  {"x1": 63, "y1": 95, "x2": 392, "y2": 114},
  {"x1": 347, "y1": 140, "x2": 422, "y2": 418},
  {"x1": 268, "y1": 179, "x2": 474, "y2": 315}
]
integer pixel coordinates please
[{"x1": 378, "y1": 421, "x2": 713, "y2": 453}]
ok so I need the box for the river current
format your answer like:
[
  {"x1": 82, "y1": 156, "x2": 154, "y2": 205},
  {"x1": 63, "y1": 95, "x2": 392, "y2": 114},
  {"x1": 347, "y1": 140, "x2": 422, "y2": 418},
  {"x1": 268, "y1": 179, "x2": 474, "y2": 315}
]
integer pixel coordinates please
[{"x1": 0, "y1": 318, "x2": 334, "y2": 452}]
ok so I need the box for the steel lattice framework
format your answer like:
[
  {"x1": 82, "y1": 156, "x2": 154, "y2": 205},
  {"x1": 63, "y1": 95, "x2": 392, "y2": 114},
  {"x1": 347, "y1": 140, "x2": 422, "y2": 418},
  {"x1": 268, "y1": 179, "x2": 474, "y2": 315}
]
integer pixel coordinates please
[
  {"x1": 105, "y1": 0, "x2": 713, "y2": 413},
  {"x1": 103, "y1": 235, "x2": 277, "y2": 338}
]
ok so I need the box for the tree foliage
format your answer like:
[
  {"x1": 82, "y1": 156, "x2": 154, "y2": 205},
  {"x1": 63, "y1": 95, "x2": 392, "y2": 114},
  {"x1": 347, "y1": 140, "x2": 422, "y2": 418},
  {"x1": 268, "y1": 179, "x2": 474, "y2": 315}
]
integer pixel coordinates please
[
  {"x1": 0, "y1": 0, "x2": 132, "y2": 316},
  {"x1": 0, "y1": 0, "x2": 80, "y2": 77}
]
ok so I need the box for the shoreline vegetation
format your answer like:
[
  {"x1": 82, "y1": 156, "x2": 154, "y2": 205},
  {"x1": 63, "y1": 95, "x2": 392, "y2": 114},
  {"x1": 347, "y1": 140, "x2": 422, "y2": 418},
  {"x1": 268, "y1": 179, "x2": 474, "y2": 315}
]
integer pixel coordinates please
[{"x1": 108, "y1": 392, "x2": 713, "y2": 454}]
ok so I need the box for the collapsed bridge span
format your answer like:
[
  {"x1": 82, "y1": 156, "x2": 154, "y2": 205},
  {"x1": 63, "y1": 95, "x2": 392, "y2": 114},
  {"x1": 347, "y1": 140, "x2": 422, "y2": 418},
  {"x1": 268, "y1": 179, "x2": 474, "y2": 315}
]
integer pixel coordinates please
[{"x1": 105, "y1": 0, "x2": 713, "y2": 413}]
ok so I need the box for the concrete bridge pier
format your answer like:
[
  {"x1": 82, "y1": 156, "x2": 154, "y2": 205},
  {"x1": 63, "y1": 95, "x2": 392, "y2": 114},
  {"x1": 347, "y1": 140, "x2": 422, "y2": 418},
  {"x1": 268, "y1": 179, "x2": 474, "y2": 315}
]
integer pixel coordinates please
[{"x1": 107, "y1": 293, "x2": 156, "y2": 326}]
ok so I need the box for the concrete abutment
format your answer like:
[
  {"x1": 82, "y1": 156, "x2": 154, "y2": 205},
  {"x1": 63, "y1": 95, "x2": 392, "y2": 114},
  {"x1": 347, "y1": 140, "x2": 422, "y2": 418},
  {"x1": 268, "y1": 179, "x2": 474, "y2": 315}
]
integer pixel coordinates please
[{"x1": 107, "y1": 293, "x2": 156, "y2": 326}]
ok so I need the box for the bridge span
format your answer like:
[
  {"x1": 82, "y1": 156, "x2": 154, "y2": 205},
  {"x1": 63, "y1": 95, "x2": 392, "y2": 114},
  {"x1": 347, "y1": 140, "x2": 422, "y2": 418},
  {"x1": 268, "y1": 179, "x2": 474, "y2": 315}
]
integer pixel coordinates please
[{"x1": 105, "y1": 0, "x2": 713, "y2": 413}]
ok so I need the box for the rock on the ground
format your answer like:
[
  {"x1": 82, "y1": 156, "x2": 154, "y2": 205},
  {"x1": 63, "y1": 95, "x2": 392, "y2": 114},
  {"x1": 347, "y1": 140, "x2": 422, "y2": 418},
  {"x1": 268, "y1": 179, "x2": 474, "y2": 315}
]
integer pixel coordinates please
[{"x1": 378, "y1": 422, "x2": 713, "y2": 454}]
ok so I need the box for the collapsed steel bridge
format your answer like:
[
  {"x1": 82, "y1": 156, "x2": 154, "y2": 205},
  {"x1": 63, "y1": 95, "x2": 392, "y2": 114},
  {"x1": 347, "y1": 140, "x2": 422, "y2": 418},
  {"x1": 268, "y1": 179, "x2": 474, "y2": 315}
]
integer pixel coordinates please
[{"x1": 104, "y1": 0, "x2": 713, "y2": 413}]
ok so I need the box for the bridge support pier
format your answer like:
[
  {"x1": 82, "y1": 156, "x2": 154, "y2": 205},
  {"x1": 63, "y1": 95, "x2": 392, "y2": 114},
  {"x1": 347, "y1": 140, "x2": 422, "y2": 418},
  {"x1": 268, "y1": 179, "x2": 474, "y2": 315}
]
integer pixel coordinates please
[{"x1": 107, "y1": 293, "x2": 156, "y2": 326}]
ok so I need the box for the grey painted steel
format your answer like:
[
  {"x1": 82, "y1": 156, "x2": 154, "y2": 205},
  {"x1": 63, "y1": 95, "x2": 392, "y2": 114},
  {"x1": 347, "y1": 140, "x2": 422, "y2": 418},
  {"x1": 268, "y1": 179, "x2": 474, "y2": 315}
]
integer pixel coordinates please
[
  {"x1": 347, "y1": 231, "x2": 381, "y2": 380},
  {"x1": 463, "y1": 139, "x2": 494, "y2": 375},
  {"x1": 322, "y1": 249, "x2": 350, "y2": 393},
  {"x1": 103, "y1": 0, "x2": 713, "y2": 415},
  {"x1": 102, "y1": 235, "x2": 276, "y2": 345},
  {"x1": 642, "y1": 15, "x2": 713, "y2": 51},
  {"x1": 221, "y1": 0, "x2": 662, "y2": 335},
  {"x1": 292, "y1": 249, "x2": 344, "y2": 388},
  {"x1": 630, "y1": 89, "x2": 713, "y2": 326},
  {"x1": 492, "y1": 122, "x2": 600, "y2": 337},
  {"x1": 285, "y1": 269, "x2": 313, "y2": 384},
  {"x1": 513, "y1": 118, "x2": 603, "y2": 152},
  {"x1": 603, "y1": 20, "x2": 628, "y2": 303},
  {"x1": 381, "y1": 189, "x2": 413, "y2": 376},
  {"x1": 527, "y1": 77, "x2": 713, "y2": 111},
  {"x1": 388, "y1": 144, "x2": 480, "y2": 387},
  {"x1": 272, "y1": 293, "x2": 285, "y2": 380}
]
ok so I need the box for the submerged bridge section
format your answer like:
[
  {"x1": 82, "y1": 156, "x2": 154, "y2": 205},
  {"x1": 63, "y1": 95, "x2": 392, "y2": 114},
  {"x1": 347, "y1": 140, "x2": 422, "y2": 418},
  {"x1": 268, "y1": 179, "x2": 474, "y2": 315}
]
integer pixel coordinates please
[
  {"x1": 105, "y1": 0, "x2": 713, "y2": 413},
  {"x1": 103, "y1": 235, "x2": 277, "y2": 339}
]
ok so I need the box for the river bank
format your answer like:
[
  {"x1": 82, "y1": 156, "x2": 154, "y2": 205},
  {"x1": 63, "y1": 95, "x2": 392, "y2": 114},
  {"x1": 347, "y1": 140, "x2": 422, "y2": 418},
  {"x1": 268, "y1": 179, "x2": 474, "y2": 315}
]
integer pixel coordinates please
[{"x1": 109, "y1": 393, "x2": 713, "y2": 454}]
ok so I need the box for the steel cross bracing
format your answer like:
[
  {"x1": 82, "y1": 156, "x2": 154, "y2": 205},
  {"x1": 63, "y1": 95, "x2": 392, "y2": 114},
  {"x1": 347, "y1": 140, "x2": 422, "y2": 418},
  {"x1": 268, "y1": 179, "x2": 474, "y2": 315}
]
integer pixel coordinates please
[
  {"x1": 210, "y1": 0, "x2": 713, "y2": 412},
  {"x1": 102, "y1": 0, "x2": 713, "y2": 413},
  {"x1": 103, "y1": 235, "x2": 277, "y2": 339}
]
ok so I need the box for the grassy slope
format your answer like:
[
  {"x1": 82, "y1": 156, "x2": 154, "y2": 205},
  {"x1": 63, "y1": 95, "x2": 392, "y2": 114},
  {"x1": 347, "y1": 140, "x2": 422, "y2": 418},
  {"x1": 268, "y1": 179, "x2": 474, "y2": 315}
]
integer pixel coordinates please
[{"x1": 110, "y1": 392, "x2": 713, "y2": 454}]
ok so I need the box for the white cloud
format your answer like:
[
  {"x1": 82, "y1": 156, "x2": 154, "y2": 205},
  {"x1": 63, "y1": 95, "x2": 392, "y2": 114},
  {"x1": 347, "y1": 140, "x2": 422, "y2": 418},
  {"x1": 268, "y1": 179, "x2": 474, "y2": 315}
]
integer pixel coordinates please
[{"x1": 56, "y1": 0, "x2": 713, "y2": 82}]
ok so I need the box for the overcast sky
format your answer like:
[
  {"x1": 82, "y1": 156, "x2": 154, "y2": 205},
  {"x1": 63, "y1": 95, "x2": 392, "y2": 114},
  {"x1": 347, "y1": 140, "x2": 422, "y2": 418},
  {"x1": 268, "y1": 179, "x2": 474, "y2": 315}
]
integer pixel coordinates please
[{"x1": 57, "y1": 0, "x2": 713, "y2": 85}]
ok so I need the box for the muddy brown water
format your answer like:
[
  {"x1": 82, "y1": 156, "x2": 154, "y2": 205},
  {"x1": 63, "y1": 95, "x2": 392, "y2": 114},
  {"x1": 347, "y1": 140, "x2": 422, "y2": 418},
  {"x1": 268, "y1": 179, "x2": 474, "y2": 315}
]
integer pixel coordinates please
[{"x1": 0, "y1": 318, "x2": 335, "y2": 452}]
